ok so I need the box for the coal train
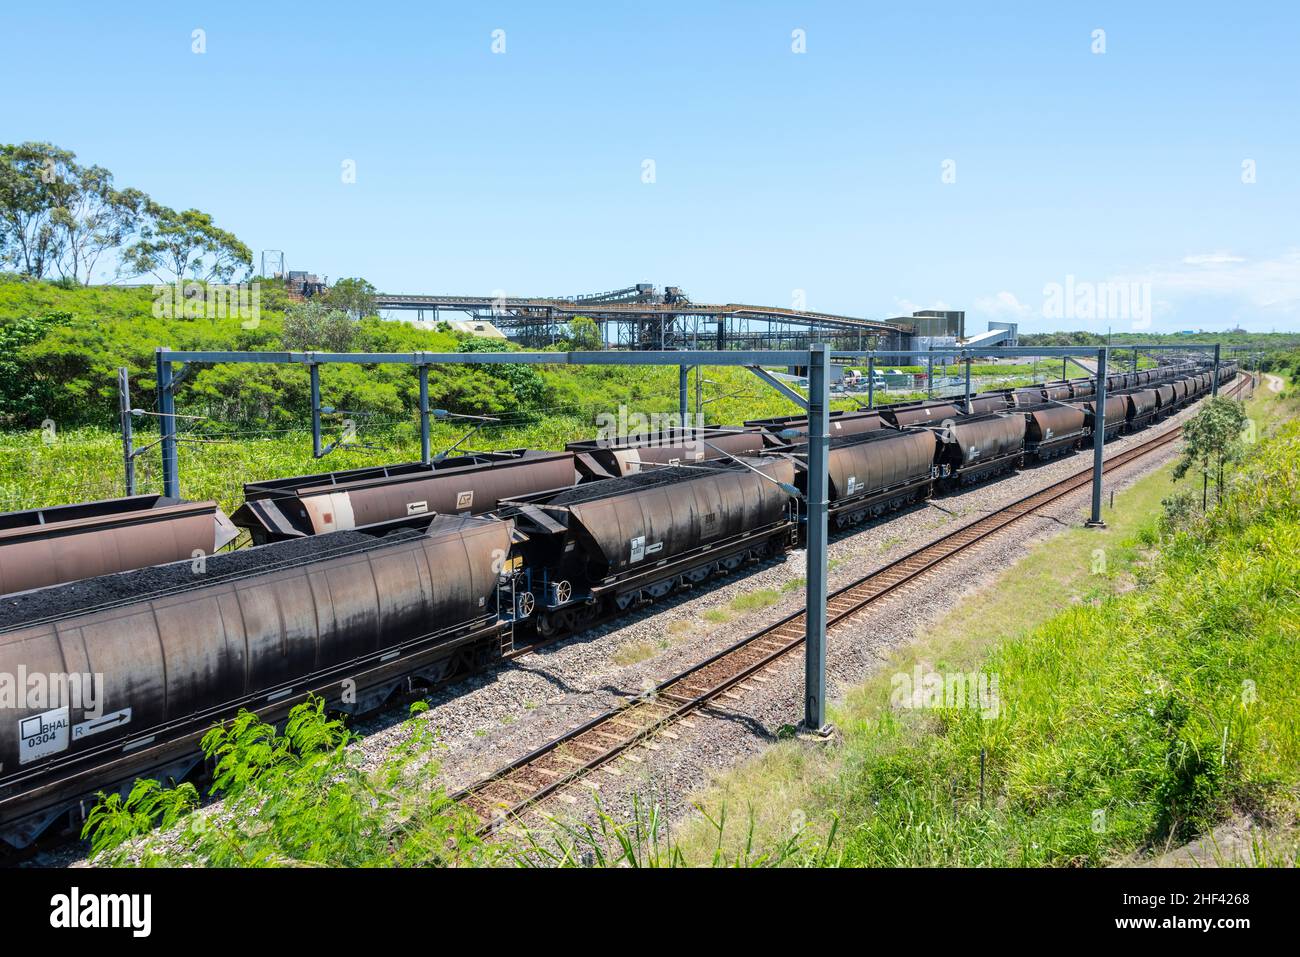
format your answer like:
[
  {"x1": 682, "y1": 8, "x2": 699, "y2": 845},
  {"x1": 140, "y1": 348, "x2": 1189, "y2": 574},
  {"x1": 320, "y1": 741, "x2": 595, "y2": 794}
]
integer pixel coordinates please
[{"x1": 0, "y1": 359, "x2": 1238, "y2": 848}]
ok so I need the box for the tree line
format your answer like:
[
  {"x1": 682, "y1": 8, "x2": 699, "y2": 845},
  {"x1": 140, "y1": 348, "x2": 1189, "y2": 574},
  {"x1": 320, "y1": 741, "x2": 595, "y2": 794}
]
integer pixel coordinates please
[{"x1": 0, "y1": 142, "x2": 251, "y2": 285}]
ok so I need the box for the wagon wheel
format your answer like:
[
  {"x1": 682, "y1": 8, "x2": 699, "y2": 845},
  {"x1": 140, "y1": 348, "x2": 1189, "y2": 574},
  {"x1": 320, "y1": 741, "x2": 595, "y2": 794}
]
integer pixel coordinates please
[{"x1": 516, "y1": 591, "x2": 536, "y2": 619}]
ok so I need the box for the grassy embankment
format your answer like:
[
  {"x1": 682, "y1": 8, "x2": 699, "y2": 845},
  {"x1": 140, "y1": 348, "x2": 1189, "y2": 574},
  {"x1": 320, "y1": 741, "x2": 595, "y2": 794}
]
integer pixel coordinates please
[
  {"x1": 0, "y1": 280, "x2": 1053, "y2": 514},
  {"x1": 670, "y1": 377, "x2": 1300, "y2": 866}
]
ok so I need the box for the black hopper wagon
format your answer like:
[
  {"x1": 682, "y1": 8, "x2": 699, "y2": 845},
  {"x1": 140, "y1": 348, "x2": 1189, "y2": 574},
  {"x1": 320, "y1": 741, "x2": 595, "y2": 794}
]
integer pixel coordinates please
[
  {"x1": 746, "y1": 408, "x2": 886, "y2": 443},
  {"x1": 878, "y1": 399, "x2": 963, "y2": 429},
  {"x1": 232, "y1": 450, "x2": 577, "y2": 544},
  {"x1": 1014, "y1": 402, "x2": 1088, "y2": 462},
  {"x1": 779, "y1": 427, "x2": 936, "y2": 530},
  {"x1": 932, "y1": 412, "x2": 1027, "y2": 486},
  {"x1": 1118, "y1": 388, "x2": 1161, "y2": 431},
  {"x1": 1154, "y1": 383, "x2": 1178, "y2": 418},
  {"x1": 498, "y1": 457, "x2": 797, "y2": 635},
  {"x1": 957, "y1": 392, "x2": 1015, "y2": 415},
  {"x1": 1073, "y1": 394, "x2": 1128, "y2": 442},
  {"x1": 566, "y1": 427, "x2": 765, "y2": 480}
]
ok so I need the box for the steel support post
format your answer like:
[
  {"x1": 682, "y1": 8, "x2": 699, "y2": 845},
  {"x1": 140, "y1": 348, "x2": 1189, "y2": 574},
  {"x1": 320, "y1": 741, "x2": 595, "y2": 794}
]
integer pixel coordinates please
[
  {"x1": 310, "y1": 363, "x2": 323, "y2": 459},
  {"x1": 155, "y1": 349, "x2": 179, "y2": 498},
  {"x1": 1212, "y1": 343, "x2": 1221, "y2": 395},
  {"x1": 867, "y1": 356, "x2": 875, "y2": 409},
  {"x1": 679, "y1": 365, "x2": 689, "y2": 426},
  {"x1": 118, "y1": 367, "x2": 135, "y2": 496},
  {"x1": 418, "y1": 364, "x2": 431, "y2": 464},
  {"x1": 1088, "y1": 347, "x2": 1108, "y2": 527},
  {"x1": 964, "y1": 357, "x2": 973, "y2": 414},
  {"x1": 804, "y1": 344, "x2": 830, "y2": 733}
]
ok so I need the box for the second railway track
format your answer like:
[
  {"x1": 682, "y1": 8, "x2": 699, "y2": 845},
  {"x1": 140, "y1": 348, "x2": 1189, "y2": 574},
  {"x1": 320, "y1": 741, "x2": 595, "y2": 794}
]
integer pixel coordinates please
[{"x1": 455, "y1": 376, "x2": 1251, "y2": 831}]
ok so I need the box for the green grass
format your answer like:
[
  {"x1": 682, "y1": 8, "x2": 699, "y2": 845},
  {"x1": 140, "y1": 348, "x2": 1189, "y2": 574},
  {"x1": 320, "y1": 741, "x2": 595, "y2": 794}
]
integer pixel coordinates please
[
  {"x1": 729, "y1": 589, "x2": 781, "y2": 613},
  {"x1": 612, "y1": 640, "x2": 661, "y2": 667},
  {"x1": 673, "y1": 382, "x2": 1300, "y2": 866}
]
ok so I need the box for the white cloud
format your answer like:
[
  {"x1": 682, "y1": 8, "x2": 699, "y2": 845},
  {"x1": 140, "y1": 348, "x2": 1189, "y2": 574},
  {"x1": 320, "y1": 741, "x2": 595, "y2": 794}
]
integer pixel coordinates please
[
  {"x1": 1114, "y1": 249, "x2": 1300, "y2": 316},
  {"x1": 973, "y1": 290, "x2": 1033, "y2": 319}
]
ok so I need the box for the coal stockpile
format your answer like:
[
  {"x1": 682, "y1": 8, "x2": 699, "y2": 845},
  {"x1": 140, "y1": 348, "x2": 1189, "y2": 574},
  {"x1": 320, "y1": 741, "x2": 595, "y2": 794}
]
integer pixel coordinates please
[{"x1": 0, "y1": 526, "x2": 424, "y2": 632}]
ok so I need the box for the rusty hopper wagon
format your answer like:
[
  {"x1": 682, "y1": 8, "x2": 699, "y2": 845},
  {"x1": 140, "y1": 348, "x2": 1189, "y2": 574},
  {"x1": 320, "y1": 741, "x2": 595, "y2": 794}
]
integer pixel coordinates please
[
  {"x1": 1040, "y1": 381, "x2": 1076, "y2": 402},
  {"x1": 878, "y1": 400, "x2": 962, "y2": 429},
  {"x1": 1074, "y1": 394, "x2": 1129, "y2": 441},
  {"x1": 933, "y1": 412, "x2": 1027, "y2": 485},
  {"x1": 0, "y1": 514, "x2": 512, "y2": 848},
  {"x1": 0, "y1": 495, "x2": 238, "y2": 597},
  {"x1": 1119, "y1": 388, "x2": 1161, "y2": 431},
  {"x1": 1155, "y1": 383, "x2": 1178, "y2": 416},
  {"x1": 232, "y1": 450, "x2": 577, "y2": 544},
  {"x1": 794, "y1": 428, "x2": 936, "y2": 528},
  {"x1": 957, "y1": 393, "x2": 1014, "y2": 415},
  {"x1": 1068, "y1": 378, "x2": 1096, "y2": 398},
  {"x1": 1106, "y1": 372, "x2": 1138, "y2": 393},
  {"x1": 1013, "y1": 381, "x2": 1073, "y2": 406},
  {"x1": 499, "y1": 458, "x2": 796, "y2": 634},
  {"x1": 1015, "y1": 403, "x2": 1088, "y2": 461},
  {"x1": 566, "y1": 428, "x2": 765, "y2": 480},
  {"x1": 745, "y1": 408, "x2": 886, "y2": 443}
]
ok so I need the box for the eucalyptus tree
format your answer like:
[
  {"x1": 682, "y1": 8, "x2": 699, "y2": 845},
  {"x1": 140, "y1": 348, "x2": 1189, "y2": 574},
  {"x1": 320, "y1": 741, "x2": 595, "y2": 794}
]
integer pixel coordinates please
[
  {"x1": 123, "y1": 202, "x2": 252, "y2": 283},
  {"x1": 0, "y1": 141, "x2": 77, "y2": 278}
]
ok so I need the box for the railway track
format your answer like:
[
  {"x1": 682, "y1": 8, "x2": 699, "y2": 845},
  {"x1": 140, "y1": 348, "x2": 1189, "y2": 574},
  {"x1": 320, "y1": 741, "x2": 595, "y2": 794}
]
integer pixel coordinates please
[{"x1": 456, "y1": 376, "x2": 1251, "y2": 831}]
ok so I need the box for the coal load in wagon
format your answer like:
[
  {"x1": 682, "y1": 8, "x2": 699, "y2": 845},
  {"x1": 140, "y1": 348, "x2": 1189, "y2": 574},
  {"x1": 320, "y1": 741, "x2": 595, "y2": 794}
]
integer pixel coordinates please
[
  {"x1": 0, "y1": 525, "x2": 424, "y2": 632},
  {"x1": 0, "y1": 495, "x2": 238, "y2": 597}
]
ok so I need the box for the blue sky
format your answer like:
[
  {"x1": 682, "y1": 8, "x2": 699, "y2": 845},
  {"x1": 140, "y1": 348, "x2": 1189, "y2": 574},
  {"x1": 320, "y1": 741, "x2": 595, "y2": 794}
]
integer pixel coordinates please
[{"x1": 4, "y1": 1, "x2": 1297, "y2": 333}]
